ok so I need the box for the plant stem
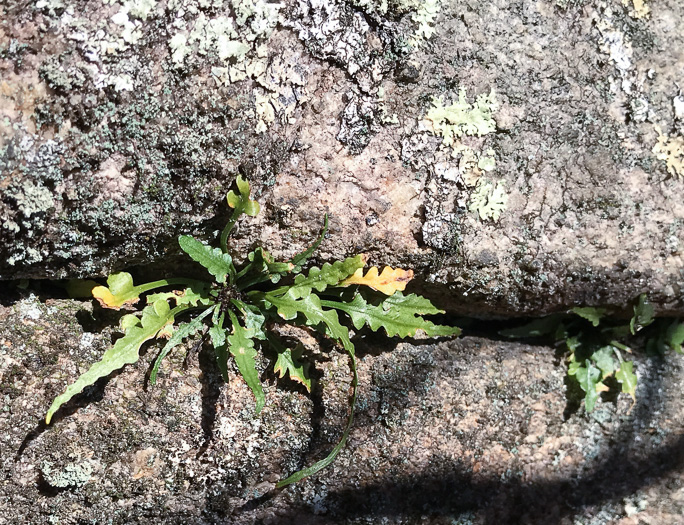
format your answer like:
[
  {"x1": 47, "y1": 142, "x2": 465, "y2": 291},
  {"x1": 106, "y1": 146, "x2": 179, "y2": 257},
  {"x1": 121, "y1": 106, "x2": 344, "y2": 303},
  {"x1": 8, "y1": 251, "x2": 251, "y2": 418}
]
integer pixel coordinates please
[
  {"x1": 134, "y1": 277, "x2": 207, "y2": 295},
  {"x1": 610, "y1": 340, "x2": 631, "y2": 353},
  {"x1": 220, "y1": 208, "x2": 241, "y2": 253},
  {"x1": 276, "y1": 350, "x2": 358, "y2": 488}
]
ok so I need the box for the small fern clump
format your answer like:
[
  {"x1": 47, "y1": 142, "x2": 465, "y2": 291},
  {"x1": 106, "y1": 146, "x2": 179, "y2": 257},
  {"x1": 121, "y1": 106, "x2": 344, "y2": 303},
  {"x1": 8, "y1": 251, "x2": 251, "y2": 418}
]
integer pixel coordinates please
[
  {"x1": 501, "y1": 295, "x2": 684, "y2": 412},
  {"x1": 46, "y1": 176, "x2": 461, "y2": 486}
]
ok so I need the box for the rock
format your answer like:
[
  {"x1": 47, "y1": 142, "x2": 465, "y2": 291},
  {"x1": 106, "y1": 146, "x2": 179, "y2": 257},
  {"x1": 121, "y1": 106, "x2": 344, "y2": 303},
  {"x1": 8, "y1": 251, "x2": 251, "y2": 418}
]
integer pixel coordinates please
[
  {"x1": 0, "y1": 2, "x2": 683, "y2": 320},
  {"x1": 2, "y1": 2, "x2": 684, "y2": 521},
  {"x1": 1, "y1": 295, "x2": 683, "y2": 523}
]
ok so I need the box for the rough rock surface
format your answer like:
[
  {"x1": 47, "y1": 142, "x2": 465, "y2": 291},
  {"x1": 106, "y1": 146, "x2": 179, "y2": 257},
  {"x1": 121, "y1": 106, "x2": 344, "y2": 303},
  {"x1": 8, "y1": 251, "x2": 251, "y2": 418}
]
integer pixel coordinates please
[
  {"x1": 1, "y1": 0, "x2": 683, "y2": 316},
  {"x1": 1, "y1": 293, "x2": 683, "y2": 524},
  {"x1": 2, "y1": 0, "x2": 684, "y2": 521}
]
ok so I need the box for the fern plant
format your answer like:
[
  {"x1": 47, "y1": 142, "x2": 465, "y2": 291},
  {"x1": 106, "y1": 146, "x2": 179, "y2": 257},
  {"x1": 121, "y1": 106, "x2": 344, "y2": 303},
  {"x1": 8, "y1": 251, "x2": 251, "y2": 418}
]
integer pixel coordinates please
[
  {"x1": 46, "y1": 176, "x2": 461, "y2": 487},
  {"x1": 501, "y1": 295, "x2": 684, "y2": 412}
]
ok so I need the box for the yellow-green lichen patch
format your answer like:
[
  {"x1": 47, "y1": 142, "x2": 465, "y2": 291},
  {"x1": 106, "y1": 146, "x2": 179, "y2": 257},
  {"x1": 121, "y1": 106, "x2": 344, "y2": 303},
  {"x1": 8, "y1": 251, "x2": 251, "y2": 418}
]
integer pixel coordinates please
[
  {"x1": 450, "y1": 145, "x2": 497, "y2": 188},
  {"x1": 468, "y1": 178, "x2": 508, "y2": 223},
  {"x1": 40, "y1": 459, "x2": 94, "y2": 488},
  {"x1": 409, "y1": 0, "x2": 440, "y2": 45},
  {"x1": 653, "y1": 126, "x2": 684, "y2": 179},
  {"x1": 34, "y1": 0, "x2": 163, "y2": 92},
  {"x1": 622, "y1": 0, "x2": 649, "y2": 19},
  {"x1": 420, "y1": 87, "x2": 508, "y2": 225},
  {"x1": 422, "y1": 86, "x2": 505, "y2": 221},
  {"x1": 254, "y1": 90, "x2": 275, "y2": 134},
  {"x1": 235, "y1": 52, "x2": 310, "y2": 134},
  {"x1": 477, "y1": 150, "x2": 497, "y2": 173},
  {"x1": 426, "y1": 87, "x2": 499, "y2": 146},
  {"x1": 594, "y1": 6, "x2": 637, "y2": 96},
  {"x1": 167, "y1": 0, "x2": 280, "y2": 67}
]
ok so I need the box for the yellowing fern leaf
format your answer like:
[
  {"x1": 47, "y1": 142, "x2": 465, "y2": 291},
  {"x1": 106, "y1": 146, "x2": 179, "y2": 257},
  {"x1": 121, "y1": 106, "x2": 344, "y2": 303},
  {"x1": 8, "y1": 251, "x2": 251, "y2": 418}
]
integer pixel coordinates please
[
  {"x1": 92, "y1": 272, "x2": 141, "y2": 309},
  {"x1": 341, "y1": 266, "x2": 414, "y2": 295}
]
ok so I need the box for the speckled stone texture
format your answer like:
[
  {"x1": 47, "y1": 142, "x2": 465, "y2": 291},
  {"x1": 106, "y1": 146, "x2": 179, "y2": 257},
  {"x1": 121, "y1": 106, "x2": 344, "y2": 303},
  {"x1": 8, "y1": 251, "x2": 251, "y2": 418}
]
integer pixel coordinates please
[
  {"x1": 1, "y1": 294, "x2": 683, "y2": 524},
  {"x1": 2, "y1": 0, "x2": 684, "y2": 521},
  {"x1": 1, "y1": 0, "x2": 683, "y2": 316}
]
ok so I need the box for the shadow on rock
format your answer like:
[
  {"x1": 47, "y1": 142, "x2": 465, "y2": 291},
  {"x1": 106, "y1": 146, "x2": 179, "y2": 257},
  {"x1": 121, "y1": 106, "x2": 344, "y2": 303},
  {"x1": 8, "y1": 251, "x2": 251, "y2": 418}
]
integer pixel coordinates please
[
  {"x1": 313, "y1": 431, "x2": 684, "y2": 524},
  {"x1": 222, "y1": 346, "x2": 675, "y2": 524}
]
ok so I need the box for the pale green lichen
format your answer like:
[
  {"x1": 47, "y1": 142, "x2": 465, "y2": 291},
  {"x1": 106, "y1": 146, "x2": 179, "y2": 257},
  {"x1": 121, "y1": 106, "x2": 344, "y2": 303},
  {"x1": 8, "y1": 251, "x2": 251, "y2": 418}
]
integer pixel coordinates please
[
  {"x1": 34, "y1": 0, "x2": 65, "y2": 12},
  {"x1": 452, "y1": 143, "x2": 477, "y2": 171},
  {"x1": 124, "y1": 0, "x2": 157, "y2": 20},
  {"x1": 477, "y1": 150, "x2": 497, "y2": 172},
  {"x1": 377, "y1": 86, "x2": 399, "y2": 125},
  {"x1": 423, "y1": 87, "x2": 501, "y2": 207},
  {"x1": 450, "y1": 145, "x2": 497, "y2": 187},
  {"x1": 214, "y1": 50, "x2": 308, "y2": 134},
  {"x1": 189, "y1": 15, "x2": 249, "y2": 60},
  {"x1": 40, "y1": 460, "x2": 93, "y2": 488},
  {"x1": 622, "y1": 0, "x2": 649, "y2": 19},
  {"x1": 254, "y1": 90, "x2": 275, "y2": 134},
  {"x1": 410, "y1": 0, "x2": 440, "y2": 44},
  {"x1": 169, "y1": 33, "x2": 189, "y2": 64},
  {"x1": 468, "y1": 178, "x2": 508, "y2": 222},
  {"x1": 653, "y1": 126, "x2": 684, "y2": 179},
  {"x1": 111, "y1": 10, "x2": 144, "y2": 45},
  {"x1": 15, "y1": 180, "x2": 55, "y2": 219},
  {"x1": 168, "y1": 0, "x2": 279, "y2": 67},
  {"x1": 34, "y1": 0, "x2": 162, "y2": 91},
  {"x1": 426, "y1": 87, "x2": 499, "y2": 146},
  {"x1": 9, "y1": 246, "x2": 43, "y2": 266}
]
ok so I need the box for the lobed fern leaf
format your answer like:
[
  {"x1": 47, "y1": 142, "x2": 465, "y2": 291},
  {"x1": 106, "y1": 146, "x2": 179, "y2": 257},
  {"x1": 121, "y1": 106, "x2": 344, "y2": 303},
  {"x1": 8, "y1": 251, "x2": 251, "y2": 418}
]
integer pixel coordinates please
[
  {"x1": 179, "y1": 236, "x2": 236, "y2": 284},
  {"x1": 227, "y1": 311, "x2": 265, "y2": 413},
  {"x1": 273, "y1": 343, "x2": 312, "y2": 391},
  {"x1": 46, "y1": 299, "x2": 183, "y2": 423},
  {"x1": 321, "y1": 292, "x2": 461, "y2": 338},
  {"x1": 150, "y1": 306, "x2": 214, "y2": 384},
  {"x1": 271, "y1": 256, "x2": 365, "y2": 300},
  {"x1": 341, "y1": 266, "x2": 414, "y2": 295}
]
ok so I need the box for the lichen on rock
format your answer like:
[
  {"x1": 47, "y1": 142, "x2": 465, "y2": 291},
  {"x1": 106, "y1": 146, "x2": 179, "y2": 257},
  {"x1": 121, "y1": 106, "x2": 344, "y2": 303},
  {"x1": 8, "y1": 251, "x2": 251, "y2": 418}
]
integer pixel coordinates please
[
  {"x1": 653, "y1": 125, "x2": 684, "y2": 179},
  {"x1": 40, "y1": 459, "x2": 94, "y2": 489},
  {"x1": 426, "y1": 88, "x2": 499, "y2": 144}
]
